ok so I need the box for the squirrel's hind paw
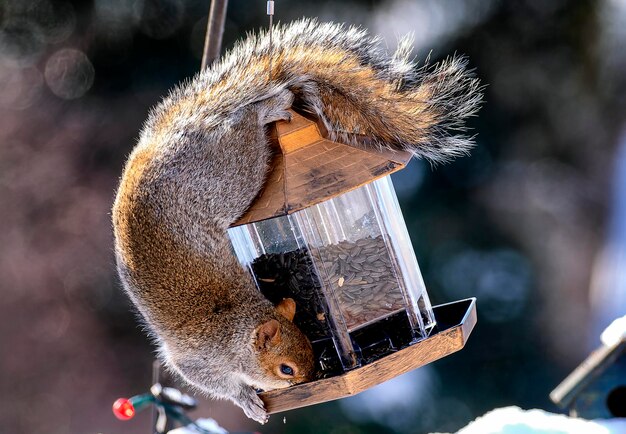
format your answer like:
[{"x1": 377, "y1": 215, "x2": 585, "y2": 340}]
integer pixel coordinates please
[
  {"x1": 238, "y1": 387, "x2": 269, "y2": 424},
  {"x1": 258, "y1": 89, "x2": 294, "y2": 125}
]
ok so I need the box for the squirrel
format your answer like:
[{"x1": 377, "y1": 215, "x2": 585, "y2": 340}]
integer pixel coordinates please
[{"x1": 111, "y1": 19, "x2": 481, "y2": 424}]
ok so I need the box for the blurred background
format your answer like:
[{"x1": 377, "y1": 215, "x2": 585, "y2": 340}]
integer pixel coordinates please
[{"x1": 1, "y1": 0, "x2": 625, "y2": 433}]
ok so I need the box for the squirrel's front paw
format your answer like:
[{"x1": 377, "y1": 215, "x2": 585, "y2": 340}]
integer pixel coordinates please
[{"x1": 238, "y1": 388, "x2": 269, "y2": 424}]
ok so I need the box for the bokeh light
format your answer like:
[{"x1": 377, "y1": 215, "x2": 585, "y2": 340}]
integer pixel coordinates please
[
  {"x1": 340, "y1": 367, "x2": 439, "y2": 431},
  {"x1": 434, "y1": 247, "x2": 532, "y2": 323},
  {"x1": 134, "y1": 0, "x2": 185, "y2": 40},
  {"x1": 371, "y1": 0, "x2": 497, "y2": 53},
  {"x1": 0, "y1": 18, "x2": 46, "y2": 66},
  {"x1": 27, "y1": 0, "x2": 76, "y2": 44},
  {"x1": 0, "y1": 65, "x2": 43, "y2": 110},
  {"x1": 44, "y1": 48, "x2": 94, "y2": 99}
]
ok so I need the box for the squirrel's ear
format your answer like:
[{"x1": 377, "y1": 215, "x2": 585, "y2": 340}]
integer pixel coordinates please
[
  {"x1": 256, "y1": 319, "x2": 281, "y2": 350},
  {"x1": 276, "y1": 298, "x2": 296, "y2": 322}
]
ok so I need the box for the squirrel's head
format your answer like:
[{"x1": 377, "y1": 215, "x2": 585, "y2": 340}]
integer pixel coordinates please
[
  {"x1": 157, "y1": 297, "x2": 315, "y2": 395},
  {"x1": 253, "y1": 298, "x2": 315, "y2": 390}
]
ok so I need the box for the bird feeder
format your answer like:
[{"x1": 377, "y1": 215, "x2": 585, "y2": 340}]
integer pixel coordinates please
[
  {"x1": 550, "y1": 318, "x2": 626, "y2": 419},
  {"x1": 227, "y1": 110, "x2": 476, "y2": 412}
]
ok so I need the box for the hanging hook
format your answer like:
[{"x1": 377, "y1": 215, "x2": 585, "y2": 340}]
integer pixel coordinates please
[{"x1": 267, "y1": 0, "x2": 275, "y2": 80}]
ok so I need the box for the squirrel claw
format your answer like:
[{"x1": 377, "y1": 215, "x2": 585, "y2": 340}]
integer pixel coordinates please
[
  {"x1": 262, "y1": 110, "x2": 291, "y2": 125},
  {"x1": 260, "y1": 108, "x2": 292, "y2": 125},
  {"x1": 259, "y1": 89, "x2": 294, "y2": 125},
  {"x1": 239, "y1": 389, "x2": 269, "y2": 424},
  {"x1": 273, "y1": 110, "x2": 292, "y2": 123}
]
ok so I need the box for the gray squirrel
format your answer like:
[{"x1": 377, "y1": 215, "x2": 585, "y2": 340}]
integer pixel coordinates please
[{"x1": 111, "y1": 19, "x2": 482, "y2": 424}]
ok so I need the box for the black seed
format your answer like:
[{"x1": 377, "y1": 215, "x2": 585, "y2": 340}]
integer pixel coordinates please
[{"x1": 250, "y1": 235, "x2": 420, "y2": 376}]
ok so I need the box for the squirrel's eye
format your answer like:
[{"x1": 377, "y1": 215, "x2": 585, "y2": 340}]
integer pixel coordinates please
[{"x1": 280, "y1": 364, "x2": 294, "y2": 376}]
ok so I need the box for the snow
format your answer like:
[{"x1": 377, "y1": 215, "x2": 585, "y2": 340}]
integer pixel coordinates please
[
  {"x1": 437, "y1": 407, "x2": 626, "y2": 434},
  {"x1": 168, "y1": 418, "x2": 228, "y2": 434},
  {"x1": 601, "y1": 315, "x2": 626, "y2": 347}
]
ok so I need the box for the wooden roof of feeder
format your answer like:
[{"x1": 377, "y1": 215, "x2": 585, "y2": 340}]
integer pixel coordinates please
[{"x1": 231, "y1": 109, "x2": 412, "y2": 227}]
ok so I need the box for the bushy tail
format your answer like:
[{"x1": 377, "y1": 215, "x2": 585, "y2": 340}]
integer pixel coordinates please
[{"x1": 177, "y1": 19, "x2": 483, "y2": 164}]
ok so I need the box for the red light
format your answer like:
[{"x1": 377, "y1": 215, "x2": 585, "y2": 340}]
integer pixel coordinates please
[{"x1": 112, "y1": 398, "x2": 135, "y2": 420}]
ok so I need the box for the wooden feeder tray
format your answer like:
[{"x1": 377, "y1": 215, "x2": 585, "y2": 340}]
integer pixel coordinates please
[{"x1": 259, "y1": 297, "x2": 477, "y2": 414}]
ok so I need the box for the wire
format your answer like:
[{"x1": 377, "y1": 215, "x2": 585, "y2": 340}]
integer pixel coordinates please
[{"x1": 267, "y1": 1, "x2": 275, "y2": 80}]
